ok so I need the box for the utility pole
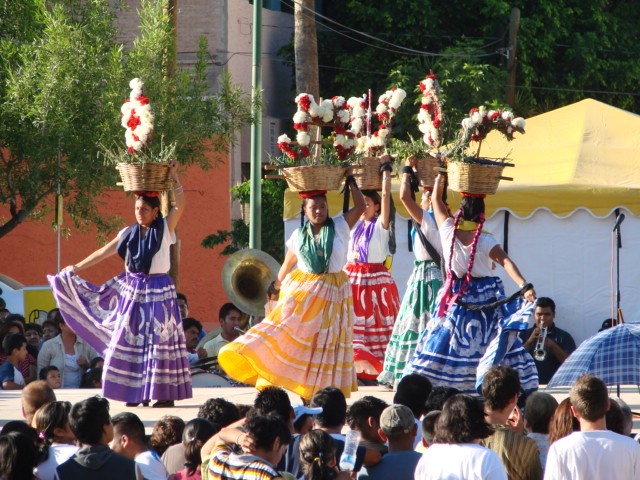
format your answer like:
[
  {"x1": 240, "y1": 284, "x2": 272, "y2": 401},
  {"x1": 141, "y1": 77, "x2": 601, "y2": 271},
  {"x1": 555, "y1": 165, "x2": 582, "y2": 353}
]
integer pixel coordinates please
[
  {"x1": 249, "y1": 0, "x2": 263, "y2": 249},
  {"x1": 294, "y1": 0, "x2": 319, "y2": 99},
  {"x1": 506, "y1": 7, "x2": 520, "y2": 109}
]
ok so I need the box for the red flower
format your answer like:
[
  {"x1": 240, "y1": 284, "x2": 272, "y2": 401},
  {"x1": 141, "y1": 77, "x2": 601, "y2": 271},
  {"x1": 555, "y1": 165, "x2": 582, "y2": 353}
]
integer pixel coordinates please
[
  {"x1": 297, "y1": 95, "x2": 311, "y2": 111},
  {"x1": 137, "y1": 96, "x2": 150, "y2": 106}
]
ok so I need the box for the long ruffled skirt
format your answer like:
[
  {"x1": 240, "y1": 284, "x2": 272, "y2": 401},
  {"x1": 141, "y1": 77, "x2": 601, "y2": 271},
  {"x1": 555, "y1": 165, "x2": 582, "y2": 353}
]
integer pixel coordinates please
[
  {"x1": 344, "y1": 262, "x2": 400, "y2": 380},
  {"x1": 377, "y1": 260, "x2": 443, "y2": 388},
  {"x1": 47, "y1": 271, "x2": 192, "y2": 403},
  {"x1": 218, "y1": 269, "x2": 357, "y2": 400},
  {"x1": 404, "y1": 276, "x2": 538, "y2": 394}
]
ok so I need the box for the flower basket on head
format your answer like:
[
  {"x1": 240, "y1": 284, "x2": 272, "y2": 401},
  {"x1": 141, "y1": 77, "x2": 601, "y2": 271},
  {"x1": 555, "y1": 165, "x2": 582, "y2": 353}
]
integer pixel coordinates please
[
  {"x1": 351, "y1": 156, "x2": 382, "y2": 190},
  {"x1": 447, "y1": 160, "x2": 506, "y2": 195},
  {"x1": 281, "y1": 165, "x2": 348, "y2": 192},
  {"x1": 116, "y1": 162, "x2": 171, "y2": 192},
  {"x1": 446, "y1": 106, "x2": 525, "y2": 195},
  {"x1": 104, "y1": 78, "x2": 176, "y2": 192},
  {"x1": 415, "y1": 154, "x2": 441, "y2": 189}
]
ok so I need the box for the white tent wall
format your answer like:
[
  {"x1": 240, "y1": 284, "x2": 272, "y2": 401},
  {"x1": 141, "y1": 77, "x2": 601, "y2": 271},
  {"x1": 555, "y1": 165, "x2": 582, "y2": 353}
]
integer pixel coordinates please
[{"x1": 284, "y1": 208, "x2": 640, "y2": 348}]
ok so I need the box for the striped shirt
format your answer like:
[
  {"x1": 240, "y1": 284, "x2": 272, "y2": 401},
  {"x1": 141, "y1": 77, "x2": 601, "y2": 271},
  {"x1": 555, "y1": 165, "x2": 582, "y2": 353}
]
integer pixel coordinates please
[
  {"x1": 482, "y1": 424, "x2": 543, "y2": 480},
  {"x1": 204, "y1": 443, "x2": 281, "y2": 480}
]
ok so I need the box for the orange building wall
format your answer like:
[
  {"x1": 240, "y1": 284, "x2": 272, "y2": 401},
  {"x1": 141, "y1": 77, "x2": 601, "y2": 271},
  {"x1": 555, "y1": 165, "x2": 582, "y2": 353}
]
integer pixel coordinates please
[{"x1": 0, "y1": 159, "x2": 231, "y2": 332}]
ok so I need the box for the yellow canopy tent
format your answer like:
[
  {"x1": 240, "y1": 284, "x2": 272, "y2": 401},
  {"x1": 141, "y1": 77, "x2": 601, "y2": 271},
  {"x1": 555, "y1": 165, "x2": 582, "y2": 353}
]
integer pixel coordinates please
[{"x1": 479, "y1": 98, "x2": 640, "y2": 218}]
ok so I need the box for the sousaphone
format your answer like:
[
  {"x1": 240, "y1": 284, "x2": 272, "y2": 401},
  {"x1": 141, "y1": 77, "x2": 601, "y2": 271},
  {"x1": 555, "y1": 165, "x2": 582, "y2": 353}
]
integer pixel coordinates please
[{"x1": 222, "y1": 248, "x2": 280, "y2": 317}]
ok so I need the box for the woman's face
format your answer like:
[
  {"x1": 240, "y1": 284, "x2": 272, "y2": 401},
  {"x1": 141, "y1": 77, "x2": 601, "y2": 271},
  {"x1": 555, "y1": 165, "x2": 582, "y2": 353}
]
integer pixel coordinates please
[
  {"x1": 42, "y1": 325, "x2": 59, "y2": 341},
  {"x1": 135, "y1": 198, "x2": 159, "y2": 227},
  {"x1": 421, "y1": 191, "x2": 432, "y2": 210},
  {"x1": 361, "y1": 195, "x2": 380, "y2": 222},
  {"x1": 24, "y1": 329, "x2": 41, "y2": 348},
  {"x1": 304, "y1": 197, "x2": 328, "y2": 226}
]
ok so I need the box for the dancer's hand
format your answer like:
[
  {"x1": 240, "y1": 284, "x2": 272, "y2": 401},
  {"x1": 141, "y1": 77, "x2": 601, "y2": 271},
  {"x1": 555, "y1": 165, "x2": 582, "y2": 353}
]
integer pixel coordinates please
[
  {"x1": 62, "y1": 265, "x2": 76, "y2": 273},
  {"x1": 524, "y1": 287, "x2": 536, "y2": 303}
]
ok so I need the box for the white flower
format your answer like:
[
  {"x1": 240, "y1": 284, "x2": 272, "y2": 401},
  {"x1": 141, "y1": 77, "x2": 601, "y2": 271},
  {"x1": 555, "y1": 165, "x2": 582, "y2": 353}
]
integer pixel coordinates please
[
  {"x1": 293, "y1": 110, "x2": 309, "y2": 124},
  {"x1": 418, "y1": 109, "x2": 429, "y2": 123},
  {"x1": 502, "y1": 110, "x2": 514, "y2": 122},
  {"x1": 471, "y1": 112, "x2": 483, "y2": 124},
  {"x1": 334, "y1": 134, "x2": 346, "y2": 147},
  {"x1": 296, "y1": 132, "x2": 311, "y2": 146},
  {"x1": 461, "y1": 118, "x2": 475, "y2": 130},
  {"x1": 378, "y1": 127, "x2": 389, "y2": 139},
  {"x1": 418, "y1": 123, "x2": 430, "y2": 134},
  {"x1": 376, "y1": 104, "x2": 388, "y2": 114},
  {"x1": 423, "y1": 134, "x2": 431, "y2": 144},
  {"x1": 308, "y1": 103, "x2": 322, "y2": 118},
  {"x1": 344, "y1": 138, "x2": 355, "y2": 149},
  {"x1": 336, "y1": 109, "x2": 350, "y2": 124},
  {"x1": 278, "y1": 134, "x2": 291, "y2": 144},
  {"x1": 389, "y1": 89, "x2": 406, "y2": 109},
  {"x1": 512, "y1": 117, "x2": 526, "y2": 129},
  {"x1": 333, "y1": 96, "x2": 346, "y2": 108},
  {"x1": 350, "y1": 118, "x2": 363, "y2": 134}
]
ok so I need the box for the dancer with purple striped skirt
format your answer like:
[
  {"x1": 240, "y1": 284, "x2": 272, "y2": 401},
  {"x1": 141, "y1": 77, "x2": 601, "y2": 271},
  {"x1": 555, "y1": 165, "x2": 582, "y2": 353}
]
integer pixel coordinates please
[{"x1": 48, "y1": 161, "x2": 191, "y2": 407}]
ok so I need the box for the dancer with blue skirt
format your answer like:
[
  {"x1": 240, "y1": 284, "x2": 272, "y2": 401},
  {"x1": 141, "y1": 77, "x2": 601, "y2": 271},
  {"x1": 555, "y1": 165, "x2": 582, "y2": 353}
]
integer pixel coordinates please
[{"x1": 405, "y1": 172, "x2": 538, "y2": 393}]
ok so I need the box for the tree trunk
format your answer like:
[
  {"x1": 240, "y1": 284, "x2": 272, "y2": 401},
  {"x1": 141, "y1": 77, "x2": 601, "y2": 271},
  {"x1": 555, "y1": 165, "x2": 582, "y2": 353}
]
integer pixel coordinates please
[{"x1": 294, "y1": 0, "x2": 319, "y2": 99}]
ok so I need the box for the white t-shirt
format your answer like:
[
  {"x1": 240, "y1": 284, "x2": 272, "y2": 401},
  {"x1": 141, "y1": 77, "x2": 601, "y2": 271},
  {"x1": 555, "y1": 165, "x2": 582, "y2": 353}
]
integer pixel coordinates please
[
  {"x1": 347, "y1": 218, "x2": 389, "y2": 263},
  {"x1": 35, "y1": 444, "x2": 79, "y2": 480},
  {"x1": 412, "y1": 210, "x2": 442, "y2": 262},
  {"x1": 544, "y1": 430, "x2": 640, "y2": 480},
  {"x1": 286, "y1": 215, "x2": 352, "y2": 273},
  {"x1": 117, "y1": 219, "x2": 176, "y2": 274},
  {"x1": 136, "y1": 450, "x2": 170, "y2": 480},
  {"x1": 414, "y1": 443, "x2": 507, "y2": 480},
  {"x1": 439, "y1": 217, "x2": 498, "y2": 278}
]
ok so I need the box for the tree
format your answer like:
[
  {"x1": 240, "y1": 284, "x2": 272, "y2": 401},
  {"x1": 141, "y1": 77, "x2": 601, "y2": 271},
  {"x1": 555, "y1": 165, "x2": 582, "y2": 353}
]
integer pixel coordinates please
[
  {"x1": 0, "y1": 0, "x2": 255, "y2": 240},
  {"x1": 294, "y1": 0, "x2": 319, "y2": 98}
]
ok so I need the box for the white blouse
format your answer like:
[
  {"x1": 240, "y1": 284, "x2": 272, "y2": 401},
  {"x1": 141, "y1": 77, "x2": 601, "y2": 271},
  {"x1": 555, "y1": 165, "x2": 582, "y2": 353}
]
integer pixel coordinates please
[
  {"x1": 412, "y1": 210, "x2": 442, "y2": 261},
  {"x1": 117, "y1": 219, "x2": 176, "y2": 274},
  {"x1": 347, "y1": 217, "x2": 390, "y2": 264},
  {"x1": 440, "y1": 217, "x2": 498, "y2": 278},
  {"x1": 286, "y1": 215, "x2": 351, "y2": 273}
]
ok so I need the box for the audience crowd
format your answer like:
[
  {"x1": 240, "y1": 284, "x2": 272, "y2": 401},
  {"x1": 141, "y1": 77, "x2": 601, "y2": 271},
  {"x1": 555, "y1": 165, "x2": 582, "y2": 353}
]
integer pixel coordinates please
[{"x1": 0, "y1": 302, "x2": 638, "y2": 479}]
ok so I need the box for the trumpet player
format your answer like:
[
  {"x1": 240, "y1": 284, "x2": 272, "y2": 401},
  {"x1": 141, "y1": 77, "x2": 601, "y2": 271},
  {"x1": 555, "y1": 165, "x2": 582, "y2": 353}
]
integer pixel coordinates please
[{"x1": 521, "y1": 297, "x2": 576, "y2": 384}]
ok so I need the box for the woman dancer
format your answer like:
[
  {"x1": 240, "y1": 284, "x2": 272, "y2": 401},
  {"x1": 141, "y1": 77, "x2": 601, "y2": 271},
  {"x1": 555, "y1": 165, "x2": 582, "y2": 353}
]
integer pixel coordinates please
[
  {"x1": 344, "y1": 155, "x2": 400, "y2": 381},
  {"x1": 48, "y1": 161, "x2": 191, "y2": 407},
  {"x1": 219, "y1": 177, "x2": 365, "y2": 401},
  {"x1": 378, "y1": 158, "x2": 443, "y2": 388},
  {"x1": 405, "y1": 173, "x2": 538, "y2": 393}
]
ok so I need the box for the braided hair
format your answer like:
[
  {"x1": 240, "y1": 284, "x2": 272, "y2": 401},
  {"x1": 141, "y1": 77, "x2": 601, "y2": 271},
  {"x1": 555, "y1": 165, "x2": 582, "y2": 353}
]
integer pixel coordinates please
[{"x1": 299, "y1": 429, "x2": 339, "y2": 480}]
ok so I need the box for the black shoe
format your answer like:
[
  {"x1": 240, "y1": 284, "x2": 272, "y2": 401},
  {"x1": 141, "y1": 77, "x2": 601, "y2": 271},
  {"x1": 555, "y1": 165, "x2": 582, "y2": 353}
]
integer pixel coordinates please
[
  {"x1": 125, "y1": 401, "x2": 150, "y2": 407},
  {"x1": 152, "y1": 400, "x2": 174, "y2": 408}
]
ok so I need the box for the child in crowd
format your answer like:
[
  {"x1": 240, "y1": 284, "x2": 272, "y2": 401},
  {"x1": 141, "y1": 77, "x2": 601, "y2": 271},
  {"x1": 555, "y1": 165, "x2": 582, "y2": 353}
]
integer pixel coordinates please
[
  {"x1": 299, "y1": 429, "x2": 349, "y2": 480},
  {"x1": 39, "y1": 366, "x2": 62, "y2": 389},
  {"x1": 0, "y1": 333, "x2": 28, "y2": 389},
  {"x1": 174, "y1": 418, "x2": 216, "y2": 480},
  {"x1": 34, "y1": 401, "x2": 78, "y2": 480}
]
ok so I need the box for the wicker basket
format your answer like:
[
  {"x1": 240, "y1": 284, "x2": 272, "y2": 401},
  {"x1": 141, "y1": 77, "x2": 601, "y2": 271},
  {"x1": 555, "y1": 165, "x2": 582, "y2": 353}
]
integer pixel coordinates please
[
  {"x1": 281, "y1": 165, "x2": 348, "y2": 192},
  {"x1": 116, "y1": 162, "x2": 172, "y2": 192},
  {"x1": 351, "y1": 157, "x2": 382, "y2": 190},
  {"x1": 415, "y1": 155, "x2": 440, "y2": 189},
  {"x1": 447, "y1": 161, "x2": 506, "y2": 195}
]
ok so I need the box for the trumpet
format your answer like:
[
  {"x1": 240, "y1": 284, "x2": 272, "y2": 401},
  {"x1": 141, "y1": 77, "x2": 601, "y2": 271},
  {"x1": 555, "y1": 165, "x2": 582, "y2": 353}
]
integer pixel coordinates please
[{"x1": 533, "y1": 326, "x2": 548, "y2": 361}]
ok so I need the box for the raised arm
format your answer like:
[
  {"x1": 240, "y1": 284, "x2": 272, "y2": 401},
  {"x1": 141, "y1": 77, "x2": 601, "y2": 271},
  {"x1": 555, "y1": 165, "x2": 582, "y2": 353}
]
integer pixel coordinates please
[
  {"x1": 166, "y1": 161, "x2": 185, "y2": 234},
  {"x1": 399, "y1": 156, "x2": 423, "y2": 224},
  {"x1": 431, "y1": 173, "x2": 449, "y2": 227},
  {"x1": 490, "y1": 245, "x2": 536, "y2": 302},
  {"x1": 379, "y1": 154, "x2": 392, "y2": 230},
  {"x1": 343, "y1": 176, "x2": 366, "y2": 229}
]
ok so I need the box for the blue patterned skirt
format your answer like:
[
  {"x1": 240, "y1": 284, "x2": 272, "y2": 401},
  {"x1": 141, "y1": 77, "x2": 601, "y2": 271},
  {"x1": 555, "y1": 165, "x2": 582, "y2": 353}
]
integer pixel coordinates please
[
  {"x1": 48, "y1": 271, "x2": 192, "y2": 403},
  {"x1": 404, "y1": 275, "x2": 538, "y2": 394}
]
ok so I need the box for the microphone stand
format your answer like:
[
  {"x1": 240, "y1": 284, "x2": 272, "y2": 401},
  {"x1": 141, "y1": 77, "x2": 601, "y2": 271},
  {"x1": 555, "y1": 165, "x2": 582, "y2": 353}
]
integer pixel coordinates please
[{"x1": 613, "y1": 211, "x2": 624, "y2": 397}]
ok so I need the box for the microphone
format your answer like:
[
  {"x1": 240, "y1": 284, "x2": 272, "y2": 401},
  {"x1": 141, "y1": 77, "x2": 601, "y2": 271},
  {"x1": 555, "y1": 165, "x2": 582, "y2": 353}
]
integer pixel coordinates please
[{"x1": 613, "y1": 213, "x2": 625, "y2": 231}]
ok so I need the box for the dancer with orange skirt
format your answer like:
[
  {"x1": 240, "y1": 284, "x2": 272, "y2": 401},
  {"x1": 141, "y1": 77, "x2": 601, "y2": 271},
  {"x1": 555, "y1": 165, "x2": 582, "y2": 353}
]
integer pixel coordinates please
[
  {"x1": 218, "y1": 177, "x2": 365, "y2": 400},
  {"x1": 344, "y1": 155, "x2": 400, "y2": 381}
]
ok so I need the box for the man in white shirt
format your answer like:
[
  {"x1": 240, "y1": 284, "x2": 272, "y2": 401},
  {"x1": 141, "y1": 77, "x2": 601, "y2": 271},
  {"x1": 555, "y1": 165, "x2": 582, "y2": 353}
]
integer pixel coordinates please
[
  {"x1": 110, "y1": 412, "x2": 170, "y2": 480},
  {"x1": 545, "y1": 374, "x2": 640, "y2": 480},
  {"x1": 201, "y1": 303, "x2": 243, "y2": 358}
]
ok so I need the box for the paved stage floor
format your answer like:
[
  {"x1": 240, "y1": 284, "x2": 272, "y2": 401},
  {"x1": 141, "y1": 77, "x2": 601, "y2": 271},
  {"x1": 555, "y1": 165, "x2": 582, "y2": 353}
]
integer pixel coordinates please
[{"x1": 2, "y1": 385, "x2": 640, "y2": 434}]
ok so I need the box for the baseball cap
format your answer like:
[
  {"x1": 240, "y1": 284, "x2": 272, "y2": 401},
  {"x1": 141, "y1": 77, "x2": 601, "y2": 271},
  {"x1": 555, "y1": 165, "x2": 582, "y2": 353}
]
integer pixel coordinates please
[
  {"x1": 293, "y1": 404, "x2": 323, "y2": 423},
  {"x1": 380, "y1": 404, "x2": 415, "y2": 435}
]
